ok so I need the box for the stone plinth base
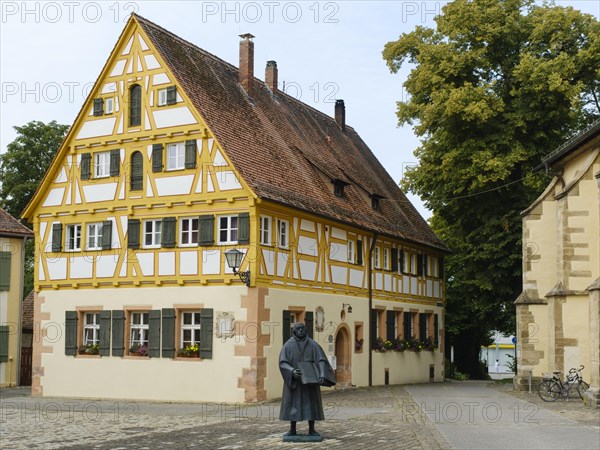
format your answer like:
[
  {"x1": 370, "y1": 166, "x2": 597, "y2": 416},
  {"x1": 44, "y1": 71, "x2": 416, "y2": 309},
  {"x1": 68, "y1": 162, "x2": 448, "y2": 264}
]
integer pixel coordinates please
[
  {"x1": 513, "y1": 375, "x2": 543, "y2": 391},
  {"x1": 283, "y1": 434, "x2": 323, "y2": 442},
  {"x1": 583, "y1": 388, "x2": 600, "y2": 409}
]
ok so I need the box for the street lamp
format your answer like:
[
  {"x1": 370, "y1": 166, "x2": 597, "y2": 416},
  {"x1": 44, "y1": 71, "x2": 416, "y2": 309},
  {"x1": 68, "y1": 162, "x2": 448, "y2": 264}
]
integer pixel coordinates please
[
  {"x1": 342, "y1": 303, "x2": 352, "y2": 314},
  {"x1": 224, "y1": 249, "x2": 250, "y2": 286}
]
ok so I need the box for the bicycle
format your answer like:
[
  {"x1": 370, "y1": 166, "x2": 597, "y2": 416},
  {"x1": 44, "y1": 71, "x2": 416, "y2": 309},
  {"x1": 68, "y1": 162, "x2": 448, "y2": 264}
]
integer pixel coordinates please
[{"x1": 537, "y1": 365, "x2": 590, "y2": 402}]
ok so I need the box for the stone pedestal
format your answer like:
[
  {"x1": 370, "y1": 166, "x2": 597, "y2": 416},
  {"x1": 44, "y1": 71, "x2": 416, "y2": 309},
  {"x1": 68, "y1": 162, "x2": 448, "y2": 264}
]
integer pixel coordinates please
[
  {"x1": 283, "y1": 434, "x2": 323, "y2": 443},
  {"x1": 585, "y1": 278, "x2": 600, "y2": 409}
]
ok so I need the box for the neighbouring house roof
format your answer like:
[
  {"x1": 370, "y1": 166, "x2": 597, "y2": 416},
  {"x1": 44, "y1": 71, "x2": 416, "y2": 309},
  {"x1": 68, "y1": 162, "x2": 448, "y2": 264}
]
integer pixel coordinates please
[
  {"x1": 535, "y1": 118, "x2": 600, "y2": 171},
  {"x1": 134, "y1": 15, "x2": 447, "y2": 252},
  {"x1": 22, "y1": 290, "x2": 34, "y2": 331},
  {"x1": 0, "y1": 208, "x2": 34, "y2": 238}
]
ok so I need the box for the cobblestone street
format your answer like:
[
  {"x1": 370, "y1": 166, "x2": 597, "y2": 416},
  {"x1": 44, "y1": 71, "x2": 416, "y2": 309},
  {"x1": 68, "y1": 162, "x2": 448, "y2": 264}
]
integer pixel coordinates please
[{"x1": 1, "y1": 382, "x2": 598, "y2": 449}]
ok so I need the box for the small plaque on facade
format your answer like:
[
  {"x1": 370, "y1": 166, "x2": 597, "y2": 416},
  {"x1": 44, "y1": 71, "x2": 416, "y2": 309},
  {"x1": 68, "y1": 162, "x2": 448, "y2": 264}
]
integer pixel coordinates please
[{"x1": 216, "y1": 312, "x2": 235, "y2": 339}]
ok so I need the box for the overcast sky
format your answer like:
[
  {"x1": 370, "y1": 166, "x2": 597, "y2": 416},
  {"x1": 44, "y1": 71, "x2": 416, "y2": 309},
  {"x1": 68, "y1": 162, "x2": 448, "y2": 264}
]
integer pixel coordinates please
[{"x1": 1, "y1": 1, "x2": 598, "y2": 220}]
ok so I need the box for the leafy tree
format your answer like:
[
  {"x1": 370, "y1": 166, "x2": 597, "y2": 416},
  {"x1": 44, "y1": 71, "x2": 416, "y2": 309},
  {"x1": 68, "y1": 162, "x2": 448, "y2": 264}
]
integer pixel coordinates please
[
  {"x1": 0, "y1": 120, "x2": 69, "y2": 218},
  {"x1": 383, "y1": 0, "x2": 599, "y2": 377},
  {"x1": 0, "y1": 120, "x2": 69, "y2": 297}
]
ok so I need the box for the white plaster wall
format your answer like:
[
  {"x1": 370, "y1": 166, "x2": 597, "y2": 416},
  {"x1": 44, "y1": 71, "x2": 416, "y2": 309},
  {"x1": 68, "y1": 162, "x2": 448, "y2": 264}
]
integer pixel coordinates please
[{"x1": 38, "y1": 286, "x2": 249, "y2": 402}]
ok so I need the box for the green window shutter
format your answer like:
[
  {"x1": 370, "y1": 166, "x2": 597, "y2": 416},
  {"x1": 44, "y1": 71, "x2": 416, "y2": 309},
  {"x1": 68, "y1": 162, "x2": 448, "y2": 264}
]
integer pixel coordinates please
[
  {"x1": 99, "y1": 311, "x2": 111, "y2": 356},
  {"x1": 238, "y1": 212, "x2": 250, "y2": 244},
  {"x1": 129, "y1": 84, "x2": 141, "y2": 126},
  {"x1": 199, "y1": 308, "x2": 213, "y2": 359},
  {"x1": 305, "y1": 311, "x2": 314, "y2": 339},
  {"x1": 434, "y1": 314, "x2": 439, "y2": 347},
  {"x1": 127, "y1": 219, "x2": 140, "y2": 249},
  {"x1": 166, "y1": 86, "x2": 177, "y2": 105},
  {"x1": 80, "y1": 153, "x2": 91, "y2": 180},
  {"x1": 386, "y1": 310, "x2": 395, "y2": 341},
  {"x1": 399, "y1": 250, "x2": 405, "y2": 273},
  {"x1": 282, "y1": 310, "x2": 291, "y2": 343},
  {"x1": 101, "y1": 220, "x2": 112, "y2": 250},
  {"x1": 370, "y1": 309, "x2": 378, "y2": 344},
  {"x1": 110, "y1": 149, "x2": 120, "y2": 176},
  {"x1": 185, "y1": 140, "x2": 197, "y2": 169},
  {"x1": 403, "y1": 312, "x2": 412, "y2": 339},
  {"x1": 0, "y1": 252, "x2": 11, "y2": 291},
  {"x1": 65, "y1": 311, "x2": 78, "y2": 356},
  {"x1": 0, "y1": 325, "x2": 9, "y2": 362},
  {"x1": 148, "y1": 310, "x2": 161, "y2": 358},
  {"x1": 93, "y1": 98, "x2": 104, "y2": 116},
  {"x1": 198, "y1": 215, "x2": 215, "y2": 246},
  {"x1": 417, "y1": 254, "x2": 423, "y2": 276},
  {"x1": 356, "y1": 239, "x2": 363, "y2": 266},
  {"x1": 152, "y1": 144, "x2": 163, "y2": 172},
  {"x1": 161, "y1": 308, "x2": 175, "y2": 358},
  {"x1": 111, "y1": 310, "x2": 125, "y2": 357},
  {"x1": 439, "y1": 257, "x2": 445, "y2": 280},
  {"x1": 161, "y1": 217, "x2": 176, "y2": 248},
  {"x1": 419, "y1": 313, "x2": 427, "y2": 341},
  {"x1": 130, "y1": 151, "x2": 143, "y2": 191},
  {"x1": 391, "y1": 248, "x2": 398, "y2": 273},
  {"x1": 51, "y1": 223, "x2": 63, "y2": 252}
]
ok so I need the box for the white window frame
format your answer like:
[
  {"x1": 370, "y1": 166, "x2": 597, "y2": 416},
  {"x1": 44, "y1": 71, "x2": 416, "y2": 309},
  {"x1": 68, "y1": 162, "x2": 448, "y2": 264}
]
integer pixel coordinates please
[
  {"x1": 374, "y1": 246, "x2": 381, "y2": 269},
  {"x1": 143, "y1": 219, "x2": 162, "y2": 248},
  {"x1": 410, "y1": 253, "x2": 417, "y2": 275},
  {"x1": 83, "y1": 312, "x2": 100, "y2": 346},
  {"x1": 65, "y1": 224, "x2": 82, "y2": 251},
  {"x1": 217, "y1": 215, "x2": 239, "y2": 244},
  {"x1": 277, "y1": 219, "x2": 289, "y2": 249},
  {"x1": 94, "y1": 151, "x2": 111, "y2": 178},
  {"x1": 87, "y1": 222, "x2": 104, "y2": 250},
  {"x1": 181, "y1": 311, "x2": 201, "y2": 347},
  {"x1": 166, "y1": 142, "x2": 185, "y2": 171},
  {"x1": 260, "y1": 215, "x2": 271, "y2": 246},
  {"x1": 179, "y1": 217, "x2": 199, "y2": 247},
  {"x1": 347, "y1": 240, "x2": 355, "y2": 264},
  {"x1": 130, "y1": 312, "x2": 149, "y2": 347},
  {"x1": 105, "y1": 97, "x2": 114, "y2": 114},
  {"x1": 383, "y1": 248, "x2": 390, "y2": 270},
  {"x1": 157, "y1": 88, "x2": 168, "y2": 107}
]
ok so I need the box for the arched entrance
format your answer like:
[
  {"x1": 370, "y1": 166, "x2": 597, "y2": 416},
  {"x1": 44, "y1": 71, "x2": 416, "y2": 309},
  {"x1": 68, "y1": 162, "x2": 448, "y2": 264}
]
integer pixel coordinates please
[{"x1": 334, "y1": 326, "x2": 352, "y2": 386}]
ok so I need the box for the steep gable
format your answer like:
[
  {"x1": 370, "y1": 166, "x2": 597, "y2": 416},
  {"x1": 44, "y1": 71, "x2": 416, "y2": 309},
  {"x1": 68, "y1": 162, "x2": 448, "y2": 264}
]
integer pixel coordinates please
[{"x1": 135, "y1": 15, "x2": 446, "y2": 251}]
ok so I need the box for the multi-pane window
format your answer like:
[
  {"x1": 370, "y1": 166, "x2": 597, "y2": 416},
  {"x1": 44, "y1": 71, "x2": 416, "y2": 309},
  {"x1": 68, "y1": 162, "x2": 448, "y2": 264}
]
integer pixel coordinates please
[
  {"x1": 218, "y1": 216, "x2": 238, "y2": 244},
  {"x1": 65, "y1": 224, "x2": 82, "y2": 251},
  {"x1": 180, "y1": 217, "x2": 199, "y2": 246},
  {"x1": 130, "y1": 151, "x2": 143, "y2": 191},
  {"x1": 410, "y1": 254, "x2": 417, "y2": 275},
  {"x1": 166, "y1": 142, "x2": 185, "y2": 170},
  {"x1": 383, "y1": 248, "x2": 390, "y2": 270},
  {"x1": 105, "y1": 97, "x2": 114, "y2": 114},
  {"x1": 143, "y1": 220, "x2": 162, "y2": 248},
  {"x1": 94, "y1": 152, "x2": 110, "y2": 178},
  {"x1": 83, "y1": 313, "x2": 100, "y2": 345},
  {"x1": 87, "y1": 223, "x2": 103, "y2": 250},
  {"x1": 181, "y1": 311, "x2": 201, "y2": 347},
  {"x1": 347, "y1": 240, "x2": 355, "y2": 264},
  {"x1": 374, "y1": 247, "x2": 381, "y2": 269},
  {"x1": 130, "y1": 312, "x2": 149, "y2": 347},
  {"x1": 158, "y1": 88, "x2": 168, "y2": 107},
  {"x1": 277, "y1": 219, "x2": 289, "y2": 249},
  {"x1": 260, "y1": 216, "x2": 271, "y2": 245}
]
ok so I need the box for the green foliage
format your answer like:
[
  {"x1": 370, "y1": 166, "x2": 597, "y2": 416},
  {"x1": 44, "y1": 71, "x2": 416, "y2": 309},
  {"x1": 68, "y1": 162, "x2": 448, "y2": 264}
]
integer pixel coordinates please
[
  {"x1": 0, "y1": 120, "x2": 69, "y2": 219},
  {"x1": 506, "y1": 354, "x2": 517, "y2": 373},
  {"x1": 0, "y1": 120, "x2": 69, "y2": 298},
  {"x1": 383, "y1": 0, "x2": 599, "y2": 376}
]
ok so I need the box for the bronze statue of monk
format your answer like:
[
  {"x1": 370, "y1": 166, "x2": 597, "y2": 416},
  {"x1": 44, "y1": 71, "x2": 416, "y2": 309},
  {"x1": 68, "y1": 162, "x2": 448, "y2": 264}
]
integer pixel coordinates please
[{"x1": 279, "y1": 322, "x2": 336, "y2": 439}]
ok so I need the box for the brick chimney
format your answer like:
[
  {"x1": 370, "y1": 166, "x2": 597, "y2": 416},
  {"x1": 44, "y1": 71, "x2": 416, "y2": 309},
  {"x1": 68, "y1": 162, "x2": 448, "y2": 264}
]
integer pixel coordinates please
[
  {"x1": 239, "y1": 33, "x2": 255, "y2": 97},
  {"x1": 335, "y1": 99, "x2": 345, "y2": 132},
  {"x1": 265, "y1": 60, "x2": 278, "y2": 92}
]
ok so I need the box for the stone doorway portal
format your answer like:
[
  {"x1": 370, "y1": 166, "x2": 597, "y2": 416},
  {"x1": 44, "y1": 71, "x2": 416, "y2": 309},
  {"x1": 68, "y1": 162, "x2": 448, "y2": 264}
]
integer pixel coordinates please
[{"x1": 335, "y1": 326, "x2": 351, "y2": 386}]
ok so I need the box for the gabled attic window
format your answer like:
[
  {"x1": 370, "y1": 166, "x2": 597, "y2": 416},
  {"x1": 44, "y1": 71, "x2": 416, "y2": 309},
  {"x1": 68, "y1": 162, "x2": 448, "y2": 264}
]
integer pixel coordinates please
[
  {"x1": 371, "y1": 195, "x2": 381, "y2": 211},
  {"x1": 331, "y1": 179, "x2": 349, "y2": 198},
  {"x1": 158, "y1": 86, "x2": 177, "y2": 106}
]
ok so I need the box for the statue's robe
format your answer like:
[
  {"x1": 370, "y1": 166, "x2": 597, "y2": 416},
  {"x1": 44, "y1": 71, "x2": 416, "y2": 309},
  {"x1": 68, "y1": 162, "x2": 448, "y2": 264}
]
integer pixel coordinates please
[{"x1": 279, "y1": 335, "x2": 336, "y2": 421}]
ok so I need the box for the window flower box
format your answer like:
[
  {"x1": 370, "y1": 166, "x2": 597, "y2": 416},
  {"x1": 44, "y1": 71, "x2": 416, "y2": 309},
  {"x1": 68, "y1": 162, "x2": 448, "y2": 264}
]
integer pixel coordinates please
[
  {"x1": 129, "y1": 343, "x2": 148, "y2": 356},
  {"x1": 78, "y1": 344, "x2": 99, "y2": 355},
  {"x1": 176, "y1": 343, "x2": 199, "y2": 358}
]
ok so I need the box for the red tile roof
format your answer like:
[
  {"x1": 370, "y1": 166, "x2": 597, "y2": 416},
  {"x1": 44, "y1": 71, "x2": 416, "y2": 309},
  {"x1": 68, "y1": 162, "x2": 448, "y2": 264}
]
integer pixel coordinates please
[
  {"x1": 0, "y1": 208, "x2": 34, "y2": 237},
  {"x1": 22, "y1": 290, "x2": 34, "y2": 331},
  {"x1": 135, "y1": 15, "x2": 447, "y2": 251}
]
